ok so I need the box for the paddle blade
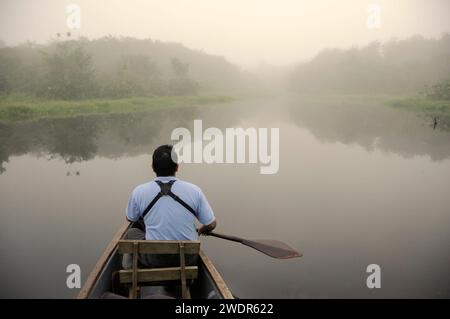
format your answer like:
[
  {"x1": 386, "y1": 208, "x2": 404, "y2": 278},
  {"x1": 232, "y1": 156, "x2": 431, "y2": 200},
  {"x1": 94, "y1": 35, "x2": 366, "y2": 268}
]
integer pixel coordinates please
[{"x1": 242, "y1": 239, "x2": 302, "y2": 259}]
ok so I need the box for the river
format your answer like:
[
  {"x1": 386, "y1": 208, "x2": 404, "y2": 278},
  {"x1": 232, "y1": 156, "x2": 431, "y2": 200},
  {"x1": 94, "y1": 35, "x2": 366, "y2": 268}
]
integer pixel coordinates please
[{"x1": 0, "y1": 96, "x2": 449, "y2": 298}]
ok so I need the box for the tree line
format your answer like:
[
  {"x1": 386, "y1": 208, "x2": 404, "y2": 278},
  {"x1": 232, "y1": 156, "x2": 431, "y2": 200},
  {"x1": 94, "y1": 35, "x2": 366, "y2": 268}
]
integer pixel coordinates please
[
  {"x1": 289, "y1": 34, "x2": 450, "y2": 96},
  {"x1": 2, "y1": 34, "x2": 449, "y2": 100},
  {"x1": 0, "y1": 36, "x2": 244, "y2": 99}
]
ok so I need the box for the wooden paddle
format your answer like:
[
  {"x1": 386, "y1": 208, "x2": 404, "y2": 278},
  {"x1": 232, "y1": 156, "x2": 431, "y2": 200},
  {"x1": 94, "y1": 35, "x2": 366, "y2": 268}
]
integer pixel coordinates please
[{"x1": 204, "y1": 231, "x2": 302, "y2": 259}]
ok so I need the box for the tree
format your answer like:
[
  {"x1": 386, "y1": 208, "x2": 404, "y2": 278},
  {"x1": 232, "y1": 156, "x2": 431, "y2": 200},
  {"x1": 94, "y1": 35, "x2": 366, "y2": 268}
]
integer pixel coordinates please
[
  {"x1": 40, "y1": 41, "x2": 95, "y2": 99},
  {"x1": 113, "y1": 54, "x2": 164, "y2": 96},
  {"x1": 0, "y1": 52, "x2": 19, "y2": 93},
  {"x1": 426, "y1": 79, "x2": 450, "y2": 100},
  {"x1": 171, "y1": 58, "x2": 189, "y2": 77},
  {"x1": 169, "y1": 58, "x2": 199, "y2": 95}
]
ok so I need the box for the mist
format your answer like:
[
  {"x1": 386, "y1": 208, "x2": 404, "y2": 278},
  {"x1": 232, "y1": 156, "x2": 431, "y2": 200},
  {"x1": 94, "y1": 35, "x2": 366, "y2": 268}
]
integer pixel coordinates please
[
  {"x1": 1, "y1": 0, "x2": 450, "y2": 67},
  {"x1": 1, "y1": 0, "x2": 450, "y2": 300}
]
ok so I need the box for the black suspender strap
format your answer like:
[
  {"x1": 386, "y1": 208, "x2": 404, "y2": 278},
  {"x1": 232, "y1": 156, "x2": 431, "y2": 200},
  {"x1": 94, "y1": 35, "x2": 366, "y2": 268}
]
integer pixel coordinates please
[
  {"x1": 141, "y1": 180, "x2": 197, "y2": 219},
  {"x1": 167, "y1": 192, "x2": 197, "y2": 217},
  {"x1": 141, "y1": 192, "x2": 163, "y2": 218}
]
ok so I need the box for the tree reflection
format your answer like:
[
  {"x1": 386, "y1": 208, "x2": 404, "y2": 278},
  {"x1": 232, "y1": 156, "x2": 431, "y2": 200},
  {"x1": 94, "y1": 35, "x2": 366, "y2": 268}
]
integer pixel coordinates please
[
  {"x1": 288, "y1": 97, "x2": 450, "y2": 161},
  {"x1": 0, "y1": 107, "x2": 201, "y2": 174}
]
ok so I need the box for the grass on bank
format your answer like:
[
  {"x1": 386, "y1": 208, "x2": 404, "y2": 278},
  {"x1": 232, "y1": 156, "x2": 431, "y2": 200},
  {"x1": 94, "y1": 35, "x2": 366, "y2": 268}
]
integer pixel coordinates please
[
  {"x1": 291, "y1": 91, "x2": 450, "y2": 130},
  {"x1": 302, "y1": 91, "x2": 450, "y2": 119},
  {"x1": 294, "y1": 91, "x2": 450, "y2": 117},
  {"x1": 0, "y1": 94, "x2": 234, "y2": 123},
  {"x1": 387, "y1": 96, "x2": 450, "y2": 118},
  {"x1": 387, "y1": 96, "x2": 450, "y2": 130}
]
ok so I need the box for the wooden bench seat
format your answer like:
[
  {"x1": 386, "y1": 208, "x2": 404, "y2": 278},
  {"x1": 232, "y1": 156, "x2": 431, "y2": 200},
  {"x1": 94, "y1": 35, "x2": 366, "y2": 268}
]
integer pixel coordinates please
[{"x1": 118, "y1": 240, "x2": 200, "y2": 299}]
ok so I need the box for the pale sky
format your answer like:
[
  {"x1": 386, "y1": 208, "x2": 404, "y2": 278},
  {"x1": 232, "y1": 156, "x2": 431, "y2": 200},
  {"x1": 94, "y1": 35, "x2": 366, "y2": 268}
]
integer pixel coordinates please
[{"x1": 0, "y1": 0, "x2": 449, "y2": 67}]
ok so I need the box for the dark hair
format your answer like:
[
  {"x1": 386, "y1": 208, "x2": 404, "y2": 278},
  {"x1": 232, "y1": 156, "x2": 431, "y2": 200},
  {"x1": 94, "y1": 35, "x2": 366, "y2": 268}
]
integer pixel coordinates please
[{"x1": 152, "y1": 144, "x2": 178, "y2": 176}]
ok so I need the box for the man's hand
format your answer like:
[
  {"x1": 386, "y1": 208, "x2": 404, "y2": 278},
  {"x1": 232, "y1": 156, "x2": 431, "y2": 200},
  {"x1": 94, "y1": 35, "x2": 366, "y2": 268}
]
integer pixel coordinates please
[{"x1": 198, "y1": 220, "x2": 217, "y2": 236}]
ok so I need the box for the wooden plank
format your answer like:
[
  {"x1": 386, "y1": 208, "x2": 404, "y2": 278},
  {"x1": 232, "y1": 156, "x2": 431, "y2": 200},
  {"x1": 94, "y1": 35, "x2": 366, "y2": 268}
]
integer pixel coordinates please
[
  {"x1": 179, "y1": 243, "x2": 187, "y2": 299},
  {"x1": 118, "y1": 240, "x2": 200, "y2": 254},
  {"x1": 77, "y1": 221, "x2": 131, "y2": 299},
  {"x1": 119, "y1": 266, "x2": 198, "y2": 283},
  {"x1": 199, "y1": 250, "x2": 234, "y2": 299},
  {"x1": 130, "y1": 242, "x2": 139, "y2": 299}
]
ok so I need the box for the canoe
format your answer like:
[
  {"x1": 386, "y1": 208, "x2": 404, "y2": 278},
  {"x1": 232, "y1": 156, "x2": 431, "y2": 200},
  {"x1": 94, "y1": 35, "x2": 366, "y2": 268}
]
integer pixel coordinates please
[{"x1": 77, "y1": 221, "x2": 234, "y2": 299}]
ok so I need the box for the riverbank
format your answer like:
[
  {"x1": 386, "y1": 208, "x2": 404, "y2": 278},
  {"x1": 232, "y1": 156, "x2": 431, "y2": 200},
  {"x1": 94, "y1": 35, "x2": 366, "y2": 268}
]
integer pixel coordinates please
[
  {"x1": 387, "y1": 96, "x2": 450, "y2": 130},
  {"x1": 293, "y1": 92, "x2": 450, "y2": 130},
  {"x1": 0, "y1": 95, "x2": 234, "y2": 123}
]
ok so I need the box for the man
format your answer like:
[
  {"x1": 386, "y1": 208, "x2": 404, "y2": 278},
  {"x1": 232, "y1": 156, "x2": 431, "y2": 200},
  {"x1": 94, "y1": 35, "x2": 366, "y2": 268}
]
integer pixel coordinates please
[{"x1": 123, "y1": 144, "x2": 216, "y2": 268}]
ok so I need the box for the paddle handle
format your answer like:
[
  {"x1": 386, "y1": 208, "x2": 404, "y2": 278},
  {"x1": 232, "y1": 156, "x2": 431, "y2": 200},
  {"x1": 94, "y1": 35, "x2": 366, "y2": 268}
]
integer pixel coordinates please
[{"x1": 205, "y1": 231, "x2": 243, "y2": 243}]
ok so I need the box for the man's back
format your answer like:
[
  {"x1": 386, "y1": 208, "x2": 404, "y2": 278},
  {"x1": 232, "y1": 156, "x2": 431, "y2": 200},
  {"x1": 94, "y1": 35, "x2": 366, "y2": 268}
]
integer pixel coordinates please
[{"x1": 126, "y1": 176, "x2": 215, "y2": 241}]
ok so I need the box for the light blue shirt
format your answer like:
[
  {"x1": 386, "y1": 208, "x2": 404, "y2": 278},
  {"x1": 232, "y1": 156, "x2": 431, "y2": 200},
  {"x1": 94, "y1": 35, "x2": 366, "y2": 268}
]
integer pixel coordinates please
[{"x1": 126, "y1": 176, "x2": 215, "y2": 240}]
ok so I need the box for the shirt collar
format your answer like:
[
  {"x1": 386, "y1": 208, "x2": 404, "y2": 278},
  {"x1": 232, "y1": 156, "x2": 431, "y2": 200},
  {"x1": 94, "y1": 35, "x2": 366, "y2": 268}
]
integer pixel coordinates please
[{"x1": 154, "y1": 176, "x2": 178, "y2": 182}]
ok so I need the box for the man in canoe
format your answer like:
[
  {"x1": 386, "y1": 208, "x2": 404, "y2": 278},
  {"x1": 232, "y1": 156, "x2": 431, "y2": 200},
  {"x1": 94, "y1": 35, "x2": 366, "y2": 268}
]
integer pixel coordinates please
[{"x1": 122, "y1": 144, "x2": 217, "y2": 268}]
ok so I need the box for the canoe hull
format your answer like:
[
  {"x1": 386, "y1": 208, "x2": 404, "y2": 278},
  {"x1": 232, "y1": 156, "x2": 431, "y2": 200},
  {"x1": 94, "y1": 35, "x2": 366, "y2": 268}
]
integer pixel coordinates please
[{"x1": 78, "y1": 222, "x2": 233, "y2": 299}]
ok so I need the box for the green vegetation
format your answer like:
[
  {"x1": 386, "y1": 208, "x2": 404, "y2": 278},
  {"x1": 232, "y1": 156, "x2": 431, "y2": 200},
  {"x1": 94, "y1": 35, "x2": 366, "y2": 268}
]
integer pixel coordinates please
[
  {"x1": 388, "y1": 97, "x2": 450, "y2": 122},
  {"x1": 424, "y1": 79, "x2": 450, "y2": 101},
  {"x1": 0, "y1": 41, "x2": 201, "y2": 99},
  {"x1": 289, "y1": 34, "x2": 450, "y2": 95},
  {"x1": 0, "y1": 37, "x2": 247, "y2": 100},
  {"x1": 0, "y1": 36, "x2": 245, "y2": 123},
  {"x1": 0, "y1": 95, "x2": 233, "y2": 123},
  {"x1": 386, "y1": 79, "x2": 450, "y2": 130}
]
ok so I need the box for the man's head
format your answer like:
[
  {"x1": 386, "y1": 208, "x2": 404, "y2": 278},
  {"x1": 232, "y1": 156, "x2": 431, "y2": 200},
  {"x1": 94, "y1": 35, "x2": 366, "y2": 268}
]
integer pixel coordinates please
[{"x1": 152, "y1": 144, "x2": 178, "y2": 176}]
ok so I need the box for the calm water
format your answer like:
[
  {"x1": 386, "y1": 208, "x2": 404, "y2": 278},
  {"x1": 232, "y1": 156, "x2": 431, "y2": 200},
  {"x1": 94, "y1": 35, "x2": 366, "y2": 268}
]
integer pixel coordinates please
[{"x1": 0, "y1": 97, "x2": 449, "y2": 298}]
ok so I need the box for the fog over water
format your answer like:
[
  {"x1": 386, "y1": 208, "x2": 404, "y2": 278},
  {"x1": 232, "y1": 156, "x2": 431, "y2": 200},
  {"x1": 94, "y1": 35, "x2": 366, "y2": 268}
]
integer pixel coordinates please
[
  {"x1": 1, "y1": 99, "x2": 449, "y2": 298},
  {"x1": 0, "y1": 1, "x2": 449, "y2": 298}
]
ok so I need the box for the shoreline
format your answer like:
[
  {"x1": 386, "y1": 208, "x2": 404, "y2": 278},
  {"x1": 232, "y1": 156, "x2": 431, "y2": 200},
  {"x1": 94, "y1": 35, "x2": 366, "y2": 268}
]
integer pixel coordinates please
[
  {"x1": 0, "y1": 95, "x2": 235, "y2": 123},
  {"x1": 291, "y1": 92, "x2": 449, "y2": 126}
]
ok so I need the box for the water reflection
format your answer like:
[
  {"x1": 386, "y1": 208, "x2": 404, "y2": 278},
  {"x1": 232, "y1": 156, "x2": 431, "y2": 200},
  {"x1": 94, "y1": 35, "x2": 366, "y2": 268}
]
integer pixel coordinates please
[
  {"x1": 1, "y1": 98, "x2": 449, "y2": 298},
  {"x1": 0, "y1": 107, "x2": 202, "y2": 174},
  {"x1": 288, "y1": 97, "x2": 450, "y2": 161},
  {"x1": 1, "y1": 97, "x2": 449, "y2": 176}
]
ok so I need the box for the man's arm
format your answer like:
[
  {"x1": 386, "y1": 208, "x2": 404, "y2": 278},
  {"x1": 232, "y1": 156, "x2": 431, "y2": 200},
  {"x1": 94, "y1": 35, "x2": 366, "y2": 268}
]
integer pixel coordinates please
[
  {"x1": 126, "y1": 189, "x2": 140, "y2": 222},
  {"x1": 126, "y1": 216, "x2": 136, "y2": 223},
  {"x1": 198, "y1": 220, "x2": 217, "y2": 235},
  {"x1": 195, "y1": 187, "x2": 216, "y2": 235}
]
